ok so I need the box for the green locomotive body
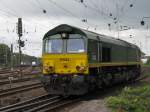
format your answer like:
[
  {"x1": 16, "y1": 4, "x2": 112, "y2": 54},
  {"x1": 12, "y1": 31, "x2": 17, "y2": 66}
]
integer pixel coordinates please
[{"x1": 41, "y1": 24, "x2": 141, "y2": 95}]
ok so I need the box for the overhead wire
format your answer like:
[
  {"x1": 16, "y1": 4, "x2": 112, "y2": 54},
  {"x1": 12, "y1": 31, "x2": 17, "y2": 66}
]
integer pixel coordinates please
[
  {"x1": 0, "y1": 0, "x2": 20, "y2": 17},
  {"x1": 29, "y1": 0, "x2": 88, "y2": 30},
  {"x1": 115, "y1": 0, "x2": 138, "y2": 29},
  {"x1": 92, "y1": 0, "x2": 137, "y2": 32},
  {"x1": 35, "y1": 0, "x2": 46, "y2": 11},
  {"x1": 0, "y1": 8, "x2": 48, "y2": 34},
  {"x1": 74, "y1": 0, "x2": 118, "y2": 31},
  {"x1": 0, "y1": 0, "x2": 138, "y2": 34},
  {"x1": 73, "y1": 0, "x2": 116, "y2": 31},
  {"x1": 0, "y1": 1, "x2": 47, "y2": 54},
  {"x1": 20, "y1": 0, "x2": 51, "y2": 31},
  {"x1": 32, "y1": 0, "x2": 54, "y2": 16},
  {"x1": 47, "y1": 0, "x2": 80, "y2": 19},
  {"x1": 0, "y1": 0, "x2": 51, "y2": 31},
  {"x1": 46, "y1": 0, "x2": 91, "y2": 29},
  {"x1": 29, "y1": 0, "x2": 98, "y2": 31},
  {"x1": 32, "y1": 0, "x2": 59, "y2": 25},
  {"x1": 76, "y1": 0, "x2": 115, "y2": 20},
  {"x1": 0, "y1": 8, "x2": 18, "y2": 18},
  {"x1": 0, "y1": 0, "x2": 98, "y2": 34},
  {"x1": 89, "y1": 0, "x2": 115, "y2": 29},
  {"x1": 0, "y1": 8, "x2": 48, "y2": 31}
]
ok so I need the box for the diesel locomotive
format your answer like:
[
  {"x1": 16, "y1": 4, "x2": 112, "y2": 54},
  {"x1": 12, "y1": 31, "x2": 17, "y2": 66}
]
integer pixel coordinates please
[{"x1": 41, "y1": 24, "x2": 141, "y2": 95}]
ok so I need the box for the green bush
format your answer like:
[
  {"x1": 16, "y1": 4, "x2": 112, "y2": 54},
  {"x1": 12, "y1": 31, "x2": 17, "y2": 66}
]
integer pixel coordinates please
[
  {"x1": 146, "y1": 58, "x2": 150, "y2": 65},
  {"x1": 143, "y1": 73, "x2": 150, "y2": 77},
  {"x1": 145, "y1": 58, "x2": 150, "y2": 67},
  {"x1": 106, "y1": 84, "x2": 150, "y2": 112}
]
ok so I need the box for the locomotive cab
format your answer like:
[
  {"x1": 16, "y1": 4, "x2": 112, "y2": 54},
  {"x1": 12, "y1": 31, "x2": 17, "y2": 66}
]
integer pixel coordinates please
[
  {"x1": 41, "y1": 25, "x2": 90, "y2": 95},
  {"x1": 42, "y1": 33, "x2": 88, "y2": 75}
]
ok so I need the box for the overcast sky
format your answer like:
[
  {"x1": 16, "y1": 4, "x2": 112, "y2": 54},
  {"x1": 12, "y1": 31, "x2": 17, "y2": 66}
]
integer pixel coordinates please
[{"x1": 0, "y1": 0, "x2": 150, "y2": 57}]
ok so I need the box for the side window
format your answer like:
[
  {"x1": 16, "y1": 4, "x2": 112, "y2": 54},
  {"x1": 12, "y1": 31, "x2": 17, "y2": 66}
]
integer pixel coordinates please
[
  {"x1": 88, "y1": 39, "x2": 98, "y2": 62},
  {"x1": 102, "y1": 47, "x2": 111, "y2": 62}
]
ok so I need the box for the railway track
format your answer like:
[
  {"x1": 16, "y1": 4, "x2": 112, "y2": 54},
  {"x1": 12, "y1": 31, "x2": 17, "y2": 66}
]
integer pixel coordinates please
[
  {"x1": 0, "y1": 94, "x2": 80, "y2": 112},
  {"x1": 0, "y1": 66, "x2": 40, "y2": 74},
  {"x1": 0, "y1": 70, "x2": 18, "y2": 74},
  {"x1": 0, "y1": 72, "x2": 41, "y2": 81},
  {"x1": 0, "y1": 82, "x2": 42, "y2": 97},
  {"x1": 0, "y1": 71, "x2": 147, "y2": 112},
  {"x1": 0, "y1": 71, "x2": 41, "y2": 76},
  {"x1": 0, "y1": 77, "x2": 37, "y2": 86},
  {"x1": 0, "y1": 75, "x2": 147, "y2": 112}
]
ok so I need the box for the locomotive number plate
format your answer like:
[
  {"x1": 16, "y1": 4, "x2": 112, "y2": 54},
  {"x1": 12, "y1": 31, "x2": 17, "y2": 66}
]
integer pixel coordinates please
[{"x1": 59, "y1": 58, "x2": 70, "y2": 61}]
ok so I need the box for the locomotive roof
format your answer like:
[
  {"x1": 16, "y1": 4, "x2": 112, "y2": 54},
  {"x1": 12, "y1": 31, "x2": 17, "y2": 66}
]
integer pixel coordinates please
[{"x1": 44, "y1": 24, "x2": 139, "y2": 49}]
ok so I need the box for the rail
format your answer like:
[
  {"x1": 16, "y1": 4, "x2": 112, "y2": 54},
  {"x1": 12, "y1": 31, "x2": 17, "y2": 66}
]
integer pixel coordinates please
[
  {"x1": 0, "y1": 94, "x2": 80, "y2": 112},
  {"x1": 0, "y1": 82, "x2": 42, "y2": 97}
]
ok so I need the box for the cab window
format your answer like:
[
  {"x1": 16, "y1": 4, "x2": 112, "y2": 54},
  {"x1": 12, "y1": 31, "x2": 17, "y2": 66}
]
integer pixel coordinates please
[
  {"x1": 43, "y1": 34, "x2": 86, "y2": 53},
  {"x1": 67, "y1": 39, "x2": 85, "y2": 53},
  {"x1": 44, "y1": 34, "x2": 63, "y2": 53}
]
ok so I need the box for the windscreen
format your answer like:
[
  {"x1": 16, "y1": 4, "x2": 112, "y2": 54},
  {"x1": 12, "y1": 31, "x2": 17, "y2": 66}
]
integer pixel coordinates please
[
  {"x1": 45, "y1": 39, "x2": 63, "y2": 53},
  {"x1": 67, "y1": 38, "x2": 85, "y2": 53},
  {"x1": 44, "y1": 34, "x2": 85, "y2": 53}
]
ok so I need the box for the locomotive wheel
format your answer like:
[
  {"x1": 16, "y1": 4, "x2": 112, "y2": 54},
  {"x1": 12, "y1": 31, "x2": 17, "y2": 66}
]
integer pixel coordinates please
[{"x1": 102, "y1": 73, "x2": 113, "y2": 86}]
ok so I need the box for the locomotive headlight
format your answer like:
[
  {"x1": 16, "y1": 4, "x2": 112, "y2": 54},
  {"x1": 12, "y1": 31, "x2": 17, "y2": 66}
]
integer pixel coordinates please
[
  {"x1": 61, "y1": 33, "x2": 69, "y2": 39},
  {"x1": 76, "y1": 65, "x2": 86, "y2": 72},
  {"x1": 44, "y1": 66, "x2": 49, "y2": 71},
  {"x1": 49, "y1": 66, "x2": 54, "y2": 72},
  {"x1": 44, "y1": 66, "x2": 54, "y2": 72}
]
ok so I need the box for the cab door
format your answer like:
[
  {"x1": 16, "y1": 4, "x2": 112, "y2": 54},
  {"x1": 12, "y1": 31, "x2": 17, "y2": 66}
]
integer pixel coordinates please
[{"x1": 88, "y1": 39, "x2": 99, "y2": 63}]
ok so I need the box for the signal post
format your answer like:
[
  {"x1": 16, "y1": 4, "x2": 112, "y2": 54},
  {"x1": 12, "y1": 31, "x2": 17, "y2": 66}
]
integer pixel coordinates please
[{"x1": 17, "y1": 18, "x2": 24, "y2": 78}]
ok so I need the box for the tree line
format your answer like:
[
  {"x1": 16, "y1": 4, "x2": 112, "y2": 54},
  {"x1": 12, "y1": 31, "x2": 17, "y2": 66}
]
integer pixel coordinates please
[{"x1": 0, "y1": 43, "x2": 40, "y2": 68}]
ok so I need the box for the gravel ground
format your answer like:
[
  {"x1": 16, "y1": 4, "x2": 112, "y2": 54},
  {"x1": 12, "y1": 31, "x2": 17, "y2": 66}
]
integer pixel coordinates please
[
  {"x1": 0, "y1": 87, "x2": 46, "y2": 107},
  {"x1": 55, "y1": 86, "x2": 123, "y2": 112},
  {"x1": 0, "y1": 75, "x2": 46, "y2": 107},
  {"x1": 59, "y1": 100, "x2": 110, "y2": 112}
]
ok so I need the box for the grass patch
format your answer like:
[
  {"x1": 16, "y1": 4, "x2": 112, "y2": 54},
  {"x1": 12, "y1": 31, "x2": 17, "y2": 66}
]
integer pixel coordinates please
[
  {"x1": 106, "y1": 82, "x2": 150, "y2": 112},
  {"x1": 143, "y1": 72, "x2": 150, "y2": 77},
  {"x1": 142, "y1": 64, "x2": 150, "y2": 67}
]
